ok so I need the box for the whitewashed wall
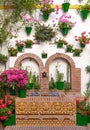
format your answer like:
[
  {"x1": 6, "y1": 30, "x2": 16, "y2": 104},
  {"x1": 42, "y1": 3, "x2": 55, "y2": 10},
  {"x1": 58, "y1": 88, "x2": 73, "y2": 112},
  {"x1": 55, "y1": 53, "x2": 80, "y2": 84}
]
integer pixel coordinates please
[{"x1": 0, "y1": 0, "x2": 90, "y2": 94}]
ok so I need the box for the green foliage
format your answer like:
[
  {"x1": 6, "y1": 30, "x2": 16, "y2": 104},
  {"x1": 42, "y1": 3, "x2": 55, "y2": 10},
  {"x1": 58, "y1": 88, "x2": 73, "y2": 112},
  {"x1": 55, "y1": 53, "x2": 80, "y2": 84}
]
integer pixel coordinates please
[
  {"x1": 63, "y1": 81, "x2": 70, "y2": 93},
  {"x1": 55, "y1": 38, "x2": 67, "y2": 45},
  {"x1": 77, "y1": 100, "x2": 88, "y2": 115},
  {"x1": 77, "y1": 4, "x2": 90, "y2": 11},
  {"x1": 73, "y1": 48, "x2": 83, "y2": 55},
  {"x1": 34, "y1": 24, "x2": 56, "y2": 42},
  {"x1": 59, "y1": 22, "x2": 73, "y2": 29},
  {"x1": 0, "y1": 88, "x2": 5, "y2": 99},
  {"x1": 0, "y1": 54, "x2": 8, "y2": 64},
  {"x1": 86, "y1": 65, "x2": 90, "y2": 73},
  {"x1": 0, "y1": 108, "x2": 10, "y2": 116},
  {"x1": 84, "y1": 81, "x2": 90, "y2": 99},
  {"x1": 28, "y1": 71, "x2": 35, "y2": 83},
  {"x1": 49, "y1": 75, "x2": 56, "y2": 89},
  {"x1": 2, "y1": 0, "x2": 40, "y2": 23},
  {"x1": 25, "y1": 39, "x2": 34, "y2": 45},
  {"x1": 0, "y1": 17, "x2": 13, "y2": 44},
  {"x1": 56, "y1": 67, "x2": 64, "y2": 82},
  {"x1": 33, "y1": 75, "x2": 40, "y2": 90},
  {"x1": 8, "y1": 47, "x2": 18, "y2": 56},
  {"x1": 41, "y1": 3, "x2": 55, "y2": 14}
]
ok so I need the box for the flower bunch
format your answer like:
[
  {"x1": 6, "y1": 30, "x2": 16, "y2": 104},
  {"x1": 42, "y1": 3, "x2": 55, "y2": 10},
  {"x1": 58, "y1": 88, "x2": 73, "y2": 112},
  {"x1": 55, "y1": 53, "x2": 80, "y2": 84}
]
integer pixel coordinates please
[
  {"x1": 1, "y1": 69, "x2": 28, "y2": 89},
  {"x1": 40, "y1": 0, "x2": 55, "y2": 15},
  {"x1": 75, "y1": 31, "x2": 90, "y2": 45},
  {"x1": 76, "y1": 97, "x2": 88, "y2": 115},
  {"x1": 16, "y1": 40, "x2": 25, "y2": 47},
  {"x1": 0, "y1": 95, "x2": 15, "y2": 121},
  {"x1": 58, "y1": 14, "x2": 76, "y2": 29},
  {"x1": 22, "y1": 14, "x2": 39, "y2": 27}
]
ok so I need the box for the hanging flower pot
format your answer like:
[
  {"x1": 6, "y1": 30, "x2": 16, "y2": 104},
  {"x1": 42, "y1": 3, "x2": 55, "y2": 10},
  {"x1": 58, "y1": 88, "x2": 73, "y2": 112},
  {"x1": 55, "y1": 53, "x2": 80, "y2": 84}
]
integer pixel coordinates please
[
  {"x1": 61, "y1": 28, "x2": 69, "y2": 35},
  {"x1": 80, "y1": 43, "x2": 86, "y2": 48},
  {"x1": 25, "y1": 27, "x2": 32, "y2": 35},
  {"x1": 17, "y1": 46, "x2": 23, "y2": 52},
  {"x1": 57, "y1": 42, "x2": 63, "y2": 48},
  {"x1": 80, "y1": 10, "x2": 89, "y2": 20},
  {"x1": 25, "y1": 42, "x2": 31, "y2": 48},
  {"x1": 18, "y1": 89, "x2": 27, "y2": 98},
  {"x1": 73, "y1": 48, "x2": 82, "y2": 56},
  {"x1": 66, "y1": 45, "x2": 73, "y2": 52},
  {"x1": 25, "y1": 39, "x2": 33, "y2": 48},
  {"x1": 62, "y1": 2, "x2": 70, "y2": 12},
  {"x1": 42, "y1": 52, "x2": 47, "y2": 58},
  {"x1": 43, "y1": 13, "x2": 50, "y2": 20}
]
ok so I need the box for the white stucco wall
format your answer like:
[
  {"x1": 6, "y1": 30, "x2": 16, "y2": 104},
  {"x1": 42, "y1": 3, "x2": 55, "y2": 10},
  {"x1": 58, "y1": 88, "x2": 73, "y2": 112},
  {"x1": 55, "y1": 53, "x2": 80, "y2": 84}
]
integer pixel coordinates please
[{"x1": 0, "y1": 0, "x2": 90, "y2": 94}]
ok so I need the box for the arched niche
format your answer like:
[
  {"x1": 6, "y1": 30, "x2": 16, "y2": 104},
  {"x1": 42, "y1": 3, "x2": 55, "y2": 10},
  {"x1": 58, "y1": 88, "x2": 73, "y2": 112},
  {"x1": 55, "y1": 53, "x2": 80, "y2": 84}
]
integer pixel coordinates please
[
  {"x1": 14, "y1": 53, "x2": 44, "y2": 88},
  {"x1": 45, "y1": 53, "x2": 81, "y2": 92}
]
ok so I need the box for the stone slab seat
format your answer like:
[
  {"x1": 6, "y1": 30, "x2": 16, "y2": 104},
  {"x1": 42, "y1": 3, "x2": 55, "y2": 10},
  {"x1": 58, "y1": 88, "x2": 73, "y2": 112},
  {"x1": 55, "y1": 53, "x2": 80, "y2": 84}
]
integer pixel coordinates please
[{"x1": 4, "y1": 126, "x2": 88, "y2": 130}]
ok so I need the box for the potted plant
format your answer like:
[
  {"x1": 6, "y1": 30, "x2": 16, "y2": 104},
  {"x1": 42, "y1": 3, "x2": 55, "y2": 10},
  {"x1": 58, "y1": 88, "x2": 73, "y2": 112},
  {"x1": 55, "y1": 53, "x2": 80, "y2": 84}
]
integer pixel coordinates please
[
  {"x1": 40, "y1": 0, "x2": 55, "y2": 20},
  {"x1": 42, "y1": 51, "x2": 47, "y2": 58},
  {"x1": 76, "y1": 98, "x2": 88, "y2": 126},
  {"x1": 27, "y1": 71, "x2": 34, "y2": 90},
  {"x1": 34, "y1": 23, "x2": 56, "y2": 42},
  {"x1": 58, "y1": 14, "x2": 76, "y2": 35},
  {"x1": 0, "y1": 95, "x2": 15, "y2": 126},
  {"x1": 75, "y1": 31, "x2": 90, "y2": 48},
  {"x1": 1, "y1": 69, "x2": 28, "y2": 97},
  {"x1": 62, "y1": 0, "x2": 70, "y2": 12},
  {"x1": 63, "y1": 81, "x2": 70, "y2": 94},
  {"x1": 66, "y1": 44, "x2": 73, "y2": 52},
  {"x1": 25, "y1": 39, "x2": 34, "y2": 48},
  {"x1": 56, "y1": 67, "x2": 64, "y2": 90},
  {"x1": 22, "y1": 15, "x2": 39, "y2": 35},
  {"x1": 8, "y1": 47, "x2": 18, "y2": 56},
  {"x1": 0, "y1": 54, "x2": 8, "y2": 64},
  {"x1": 73, "y1": 48, "x2": 83, "y2": 56},
  {"x1": 33, "y1": 75, "x2": 40, "y2": 90},
  {"x1": 16, "y1": 40, "x2": 25, "y2": 52},
  {"x1": 77, "y1": 3, "x2": 90, "y2": 20},
  {"x1": 55, "y1": 38, "x2": 67, "y2": 48},
  {"x1": 49, "y1": 75, "x2": 56, "y2": 90}
]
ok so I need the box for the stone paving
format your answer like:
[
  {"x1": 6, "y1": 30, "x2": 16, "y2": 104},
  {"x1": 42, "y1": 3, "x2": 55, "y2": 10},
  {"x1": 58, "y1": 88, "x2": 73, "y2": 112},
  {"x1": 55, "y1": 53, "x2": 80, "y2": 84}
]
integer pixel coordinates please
[{"x1": 4, "y1": 126, "x2": 88, "y2": 130}]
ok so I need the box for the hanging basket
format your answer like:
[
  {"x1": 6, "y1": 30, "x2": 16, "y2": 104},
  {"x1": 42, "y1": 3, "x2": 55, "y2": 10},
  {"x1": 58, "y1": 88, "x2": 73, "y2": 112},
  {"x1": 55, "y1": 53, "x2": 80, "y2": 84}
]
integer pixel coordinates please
[
  {"x1": 18, "y1": 89, "x2": 27, "y2": 98},
  {"x1": 66, "y1": 46, "x2": 73, "y2": 52},
  {"x1": 57, "y1": 42, "x2": 63, "y2": 48},
  {"x1": 25, "y1": 27, "x2": 32, "y2": 35},
  {"x1": 42, "y1": 53, "x2": 47, "y2": 58},
  {"x1": 25, "y1": 42, "x2": 31, "y2": 48},
  {"x1": 62, "y1": 3, "x2": 70, "y2": 12},
  {"x1": 80, "y1": 43, "x2": 86, "y2": 48},
  {"x1": 76, "y1": 113, "x2": 87, "y2": 126},
  {"x1": 61, "y1": 28, "x2": 69, "y2": 35},
  {"x1": 43, "y1": 13, "x2": 50, "y2": 20},
  {"x1": 17, "y1": 46, "x2": 23, "y2": 52},
  {"x1": 80, "y1": 10, "x2": 89, "y2": 20}
]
